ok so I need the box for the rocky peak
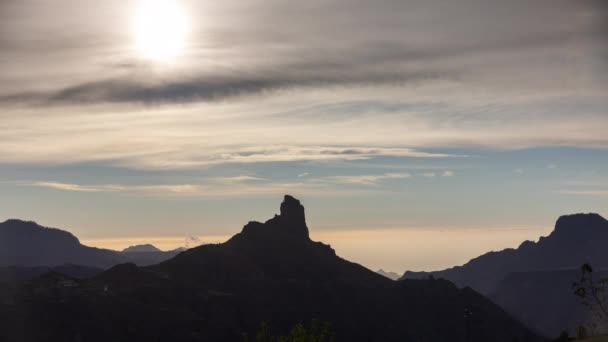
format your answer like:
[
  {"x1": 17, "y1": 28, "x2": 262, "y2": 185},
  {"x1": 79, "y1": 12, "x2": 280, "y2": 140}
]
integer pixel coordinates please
[
  {"x1": 234, "y1": 195, "x2": 310, "y2": 244},
  {"x1": 277, "y1": 195, "x2": 308, "y2": 238},
  {"x1": 550, "y1": 213, "x2": 608, "y2": 242},
  {"x1": 528, "y1": 213, "x2": 608, "y2": 250},
  {"x1": 555, "y1": 213, "x2": 606, "y2": 229},
  {"x1": 280, "y1": 195, "x2": 306, "y2": 221},
  {"x1": 280, "y1": 195, "x2": 304, "y2": 217}
]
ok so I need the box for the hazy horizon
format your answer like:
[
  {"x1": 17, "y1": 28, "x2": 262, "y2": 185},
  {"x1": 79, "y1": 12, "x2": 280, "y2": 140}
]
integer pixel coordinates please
[{"x1": 78, "y1": 223, "x2": 554, "y2": 272}]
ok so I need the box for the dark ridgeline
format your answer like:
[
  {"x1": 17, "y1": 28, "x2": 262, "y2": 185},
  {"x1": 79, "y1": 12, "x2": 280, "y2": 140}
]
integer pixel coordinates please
[
  {"x1": 0, "y1": 219, "x2": 184, "y2": 268},
  {"x1": 402, "y1": 213, "x2": 608, "y2": 337},
  {"x1": 0, "y1": 195, "x2": 541, "y2": 342},
  {"x1": 0, "y1": 219, "x2": 125, "y2": 268},
  {"x1": 402, "y1": 214, "x2": 608, "y2": 294}
]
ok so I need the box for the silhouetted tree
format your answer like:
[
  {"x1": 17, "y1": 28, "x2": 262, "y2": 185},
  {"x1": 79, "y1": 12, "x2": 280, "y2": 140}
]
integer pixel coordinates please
[{"x1": 573, "y1": 263, "x2": 608, "y2": 336}]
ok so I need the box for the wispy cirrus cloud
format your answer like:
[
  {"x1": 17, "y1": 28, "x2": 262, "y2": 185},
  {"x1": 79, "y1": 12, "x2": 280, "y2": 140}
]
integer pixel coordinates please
[
  {"x1": 31, "y1": 181, "x2": 203, "y2": 195},
  {"x1": 420, "y1": 170, "x2": 454, "y2": 178},
  {"x1": 555, "y1": 190, "x2": 608, "y2": 197},
  {"x1": 28, "y1": 180, "x2": 286, "y2": 197},
  {"x1": 0, "y1": 0, "x2": 606, "y2": 196},
  {"x1": 125, "y1": 145, "x2": 458, "y2": 170},
  {"x1": 319, "y1": 173, "x2": 412, "y2": 185},
  {"x1": 31, "y1": 182, "x2": 126, "y2": 193},
  {"x1": 203, "y1": 146, "x2": 454, "y2": 165},
  {"x1": 211, "y1": 175, "x2": 267, "y2": 183},
  {"x1": 0, "y1": 124, "x2": 460, "y2": 170},
  {"x1": 442, "y1": 171, "x2": 455, "y2": 177},
  {"x1": 27, "y1": 179, "x2": 367, "y2": 198},
  {"x1": 0, "y1": 69, "x2": 452, "y2": 107},
  {"x1": 26, "y1": 169, "x2": 436, "y2": 196},
  {"x1": 554, "y1": 176, "x2": 608, "y2": 197}
]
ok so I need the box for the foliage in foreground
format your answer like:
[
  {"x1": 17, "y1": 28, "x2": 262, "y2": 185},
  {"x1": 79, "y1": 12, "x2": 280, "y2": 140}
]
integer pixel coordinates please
[
  {"x1": 573, "y1": 263, "x2": 608, "y2": 337},
  {"x1": 245, "y1": 320, "x2": 336, "y2": 342}
]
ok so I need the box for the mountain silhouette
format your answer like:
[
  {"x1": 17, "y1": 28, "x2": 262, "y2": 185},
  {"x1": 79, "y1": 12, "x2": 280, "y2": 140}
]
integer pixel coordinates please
[
  {"x1": 121, "y1": 244, "x2": 185, "y2": 265},
  {"x1": 122, "y1": 249, "x2": 185, "y2": 266},
  {"x1": 122, "y1": 244, "x2": 162, "y2": 253},
  {"x1": 0, "y1": 219, "x2": 182, "y2": 268},
  {"x1": 402, "y1": 213, "x2": 608, "y2": 295},
  {"x1": 0, "y1": 219, "x2": 127, "y2": 268},
  {"x1": 402, "y1": 213, "x2": 608, "y2": 337},
  {"x1": 0, "y1": 196, "x2": 542, "y2": 342}
]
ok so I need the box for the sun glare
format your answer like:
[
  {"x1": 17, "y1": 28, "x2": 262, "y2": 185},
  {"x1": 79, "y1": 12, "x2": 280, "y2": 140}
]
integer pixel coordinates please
[{"x1": 133, "y1": 0, "x2": 190, "y2": 63}]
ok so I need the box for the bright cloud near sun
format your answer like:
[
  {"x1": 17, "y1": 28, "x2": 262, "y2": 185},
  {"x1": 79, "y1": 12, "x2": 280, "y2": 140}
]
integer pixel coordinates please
[{"x1": 132, "y1": 0, "x2": 190, "y2": 63}]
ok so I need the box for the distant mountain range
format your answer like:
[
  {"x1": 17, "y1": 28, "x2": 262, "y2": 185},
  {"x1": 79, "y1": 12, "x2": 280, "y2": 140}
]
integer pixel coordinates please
[
  {"x1": 122, "y1": 245, "x2": 186, "y2": 266},
  {"x1": 402, "y1": 213, "x2": 608, "y2": 337},
  {"x1": 376, "y1": 269, "x2": 401, "y2": 280},
  {"x1": 0, "y1": 219, "x2": 185, "y2": 268},
  {"x1": 122, "y1": 244, "x2": 162, "y2": 253},
  {"x1": 0, "y1": 196, "x2": 541, "y2": 342}
]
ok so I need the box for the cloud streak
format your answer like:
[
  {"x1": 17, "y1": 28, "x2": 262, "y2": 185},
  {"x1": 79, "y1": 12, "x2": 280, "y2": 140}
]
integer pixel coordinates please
[
  {"x1": 320, "y1": 173, "x2": 412, "y2": 185},
  {"x1": 1, "y1": 69, "x2": 452, "y2": 107},
  {"x1": 1, "y1": 0, "x2": 606, "y2": 107},
  {"x1": 555, "y1": 190, "x2": 608, "y2": 197},
  {"x1": 0, "y1": 0, "x2": 606, "y2": 171},
  {"x1": 28, "y1": 168, "x2": 454, "y2": 196},
  {"x1": 27, "y1": 179, "x2": 367, "y2": 198},
  {"x1": 28, "y1": 180, "x2": 297, "y2": 197},
  {"x1": 31, "y1": 182, "x2": 125, "y2": 193}
]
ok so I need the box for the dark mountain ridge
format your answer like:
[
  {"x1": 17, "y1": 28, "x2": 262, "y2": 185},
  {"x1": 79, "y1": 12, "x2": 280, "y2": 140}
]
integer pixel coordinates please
[
  {"x1": 0, "y1": 195, "x2": 542, "y2": 342},
  {"x1": 156, "y1": 195, "x2": 386, "y2": 287},
  {"x1": 0, "y1": 219, "x2": 184, "y2": 268},
  {"x1": 402, "y1": 213, "x2": 608, "y2": 295},
  {"x1": 401, "y1": 213, "x2": 608, "y2": 337},
  {"x1": 0, "y1": 219, "x2": 126, "y2": 269}
]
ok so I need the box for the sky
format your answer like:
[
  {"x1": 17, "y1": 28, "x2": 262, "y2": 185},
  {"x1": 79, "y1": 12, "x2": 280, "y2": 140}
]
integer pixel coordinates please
[{"x1": 0, "y1": 0, "x2": 607, "y2": 272}]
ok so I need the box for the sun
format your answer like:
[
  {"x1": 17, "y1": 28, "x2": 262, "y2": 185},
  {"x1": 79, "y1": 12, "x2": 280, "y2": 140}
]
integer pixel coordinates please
[{"x1": 133, "y1": 0, "x2": 190, "y2": 63}]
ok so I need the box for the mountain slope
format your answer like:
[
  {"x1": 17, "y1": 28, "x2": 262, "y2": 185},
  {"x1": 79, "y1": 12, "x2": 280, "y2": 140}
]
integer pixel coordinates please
[
  {"x1": 0, "y1": 264, "x2": 102, "y2": 285},
  {"x1": 0, "y1": 219, "x2": 127, "y2": 269},
  {"x1": 0, "y1": 219, "x2": 183, "y2": 268},
  {"x1": 402, "y1": 213, "x2": 608, "y2": 295},
  {"x1": 0, "y1": 196, "x2": 543, "y2": 342},
  {"x1": 489, "y1": 269, "x2": 608, "y2": 337}
]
